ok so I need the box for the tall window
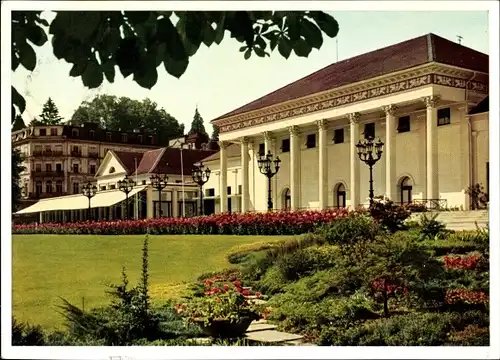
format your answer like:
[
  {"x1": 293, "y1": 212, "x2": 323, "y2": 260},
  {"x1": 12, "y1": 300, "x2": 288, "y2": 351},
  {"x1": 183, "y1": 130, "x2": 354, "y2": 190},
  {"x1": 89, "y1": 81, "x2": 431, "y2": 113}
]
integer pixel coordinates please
[
  {"x1": 72, "y1": 128, "x2": 79, "y2": 137},
  {"x1": 399, "y1": 177, "x2": 413, "y2": 204},
  {"x1": 106, "y1": 132, "x2": 112, "y2": 141},
  {"x1": 73, "y1": 163, "x2": 79, "y2": 173},
  {"x1": 35, "y1": 163, "x2": 42, "y2": 172},
  {"x1": 56, "y1": 163, "x2": 62, "y2": 172},
  {"x1": 283, "y1": 188, "x2": 291, "y2": 211},
  {"x1": 306, "y1": 134, "x2": 316, "y2": 148},
  {"x1": 36, "y1": 181, "x2": 42, "y2": 195},
  {"x1": 46, "y1": 181, "x2": 53, "y2": 194},
  {"x1": 333, "y1": 129, "x2": 344, "y2": 144},
  {"x1": 50, "y1": 128, "x2": 58, "y2": 136},
  {"x1": 334, "y1": 183, "x2": 346, "y2": 208},
  {"x1": 258, "y1": 143, "x2": 265, "y2": 156},
  {"x1": 89, "y1": 164, "x2": 96, "y2": 174},
  {"x1": 45, "y1": 163, "x2": 52, "y2": 172},
  {"x1": 121, "y1": 133, "x2": 128, "y2": 142},
  {"x1": 73, "y1": 182, "x2": 79, "y2": 194},
  {"x1": 89, "y1": 130, "x2": 95, "y2": 139},
  {"x1": 364, "y1": 123, "x2": 375, "y2": 139},
  {"x1": 56, "y1": 180, "x2": 63, "y2": 193},
  {"x1": 281, "y1": 138, "x2": 290, "y2": 152},
  {"x1": 397, "y1": 116, "x2": 411, "y2": 133},
  {"x1": 437, "y1": 108, "x2": 451, "y2": 126},
  {"x1": 39, "y1": 128, "x2": 47, "y2": 136}
]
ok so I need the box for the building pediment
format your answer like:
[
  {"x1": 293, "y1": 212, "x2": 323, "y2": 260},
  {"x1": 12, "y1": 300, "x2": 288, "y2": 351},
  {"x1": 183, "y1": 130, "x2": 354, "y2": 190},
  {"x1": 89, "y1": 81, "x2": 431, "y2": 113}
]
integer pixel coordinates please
[{"x1": 95, "y1": 151, "x2": 128, "y2": 178}]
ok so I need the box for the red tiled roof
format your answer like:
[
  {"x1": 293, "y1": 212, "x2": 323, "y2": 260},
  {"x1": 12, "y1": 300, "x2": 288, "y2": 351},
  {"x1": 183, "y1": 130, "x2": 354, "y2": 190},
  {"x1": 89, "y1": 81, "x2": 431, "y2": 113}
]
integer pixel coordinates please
[
  {"x1": 212, "y1": 33, "x2": 489, "y2": 122},
  {"x1": 113, "y1": 150, "x2": 146, "y2": 173},
  {"x1": 135, "y1": 147, "x2": 217, "y2": 175}
]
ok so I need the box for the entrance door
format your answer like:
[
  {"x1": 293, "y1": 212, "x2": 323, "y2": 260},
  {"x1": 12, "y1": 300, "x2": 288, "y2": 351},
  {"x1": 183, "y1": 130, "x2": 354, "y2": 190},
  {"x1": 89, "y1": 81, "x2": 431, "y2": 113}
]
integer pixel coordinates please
[
  {"x1": 204, "y1": 199, "x2": 215, "y2": 215},
  {"x1": 399, "y1": 177, "x2": 413, "y2": 204}
]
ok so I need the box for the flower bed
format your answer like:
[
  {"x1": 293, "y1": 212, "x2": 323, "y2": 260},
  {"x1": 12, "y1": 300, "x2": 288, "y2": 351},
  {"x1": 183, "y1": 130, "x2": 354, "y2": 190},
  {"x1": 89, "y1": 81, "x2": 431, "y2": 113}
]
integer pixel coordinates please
[{"x1": 12, "y1": 209, "x2": 349, "y2": 235}]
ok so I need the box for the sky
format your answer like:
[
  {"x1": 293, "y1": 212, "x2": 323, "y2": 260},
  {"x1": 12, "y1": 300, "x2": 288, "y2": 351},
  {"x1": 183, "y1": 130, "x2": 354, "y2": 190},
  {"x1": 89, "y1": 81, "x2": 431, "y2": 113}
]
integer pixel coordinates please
[{"x1": 12, "y1": 11, "x2": 489, "y2": 132}]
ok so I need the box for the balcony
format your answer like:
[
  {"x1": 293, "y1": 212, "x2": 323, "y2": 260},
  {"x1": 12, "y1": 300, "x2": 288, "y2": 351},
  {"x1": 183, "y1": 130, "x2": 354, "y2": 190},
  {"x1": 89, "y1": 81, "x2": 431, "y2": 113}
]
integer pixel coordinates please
[
  {"x1": 88, "y1": 151, "x2": 100, "y2": 159},
  {"x1": 29, "y1": 191, "x2": 67, "y2": 199},
  {"x1": 31, "y1": 170, "x2": 65, "y2": 178},
  {"x1": 32, "y1": 150, "x2": 64, "y2": 157},
  {"x1": 70, "y1": 150, "x2": 83, "y2": 157}
]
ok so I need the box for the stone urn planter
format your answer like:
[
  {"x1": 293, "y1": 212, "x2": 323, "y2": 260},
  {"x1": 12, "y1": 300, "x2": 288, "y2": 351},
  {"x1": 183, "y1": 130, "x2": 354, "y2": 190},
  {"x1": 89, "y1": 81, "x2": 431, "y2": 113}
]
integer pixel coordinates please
[{"x1": 194, "y1": 316, "x2": 255, "y2": 338}]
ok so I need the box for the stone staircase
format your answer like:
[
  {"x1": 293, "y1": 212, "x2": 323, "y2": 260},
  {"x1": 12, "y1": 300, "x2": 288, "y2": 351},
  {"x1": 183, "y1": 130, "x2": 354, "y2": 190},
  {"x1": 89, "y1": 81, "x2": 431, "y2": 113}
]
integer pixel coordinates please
[{"x1": 410, "y1": 210, "x2": 489, "y2": 231}]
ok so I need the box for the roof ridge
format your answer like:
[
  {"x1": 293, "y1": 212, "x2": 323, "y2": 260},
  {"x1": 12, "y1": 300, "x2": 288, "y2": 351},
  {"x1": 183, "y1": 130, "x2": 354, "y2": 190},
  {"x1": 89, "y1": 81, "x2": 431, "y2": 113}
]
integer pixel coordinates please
[
  {"x1": 426, "y1": 33, "x2": 435, "y2": 62},
  {"x1": 148, "y1": 147, "x2": 167, "y2": 174}
]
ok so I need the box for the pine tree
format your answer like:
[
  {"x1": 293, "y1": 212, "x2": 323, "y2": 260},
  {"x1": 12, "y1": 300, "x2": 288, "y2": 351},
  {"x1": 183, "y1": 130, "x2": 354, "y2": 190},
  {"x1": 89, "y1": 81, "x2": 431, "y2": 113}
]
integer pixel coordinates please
[
  {"x1": 211, "y1": 124, "x2": 219, "y2": 141},
  {"x1": 39, "y1": 98, "x2": 63, "y2": 125},
  {"x1": 12, "y1": 115, "x2": 26, "y2": 131},
  {"x1": 188, "y1": 107, "x2": 207, "y2": 136}
]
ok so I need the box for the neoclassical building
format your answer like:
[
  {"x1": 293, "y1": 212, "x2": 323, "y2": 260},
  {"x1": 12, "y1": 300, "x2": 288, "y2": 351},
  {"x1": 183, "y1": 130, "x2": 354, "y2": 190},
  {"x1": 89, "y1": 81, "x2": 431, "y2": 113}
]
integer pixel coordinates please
[{"x1": 202, "y1": 33, "x2": 489, "y2": 213}]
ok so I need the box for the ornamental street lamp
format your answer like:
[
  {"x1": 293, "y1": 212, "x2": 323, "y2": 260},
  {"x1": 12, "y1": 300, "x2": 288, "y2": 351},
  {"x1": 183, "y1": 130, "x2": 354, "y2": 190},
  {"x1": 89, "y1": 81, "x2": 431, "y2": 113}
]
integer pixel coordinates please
[
  {"x1": 81, "y1": 181, "x2": 98, "y2": 220},
  {"x1": 191, "y1": 162, "x2": 211, "y2": 216},
  {"x1": 356, "y1": 137, "x2": 384, "y2": 207},
  {"x1": 257, "y1": 151, "x2": 281, "y2": 212},
  {"x1": 117, "y1": 175, "x2": 135, "y2": 219},
  {"x1": 150, "y1": 173, "x2": 168, "y2": 217}
]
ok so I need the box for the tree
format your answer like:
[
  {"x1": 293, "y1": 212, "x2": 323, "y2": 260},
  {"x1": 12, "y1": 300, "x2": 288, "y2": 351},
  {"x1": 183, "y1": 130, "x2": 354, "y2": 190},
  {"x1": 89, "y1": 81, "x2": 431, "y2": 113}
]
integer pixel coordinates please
[
  {"x1": 39, "y1": 97, "x2": 63, "y2": 124},
  {"x1": 12, "y1": 115, "x2": 26, "y2": 131},
  {"x1": 12, "y1": 148, "x2": 26, "y2": 212},
  {"x1": 188, "y1": 107, "x2": 207, "y2": 136},
  {"x1": 70, "y1": 95, "x2": 185, "y2": 142},
  {"x1": 211, "y1": 124, "x2": 219, "y2": 141},
  {"x1": 11, "y1": 11, "x2": 339, "y2": 119}
]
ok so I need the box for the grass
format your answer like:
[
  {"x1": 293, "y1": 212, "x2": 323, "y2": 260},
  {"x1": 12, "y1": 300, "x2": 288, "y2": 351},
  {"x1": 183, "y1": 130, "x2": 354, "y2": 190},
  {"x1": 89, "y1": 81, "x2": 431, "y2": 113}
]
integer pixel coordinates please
[{"x1": 12, "y1": 234, "x2": 289, "y2": 330}]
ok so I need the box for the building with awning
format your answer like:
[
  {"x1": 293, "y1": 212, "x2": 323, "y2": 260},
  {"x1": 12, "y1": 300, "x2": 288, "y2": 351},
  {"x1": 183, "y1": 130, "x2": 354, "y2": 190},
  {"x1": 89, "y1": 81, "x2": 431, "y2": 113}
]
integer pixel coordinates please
[{"x1": 15, "y1": 143, "x2": 217, "y2": 223}]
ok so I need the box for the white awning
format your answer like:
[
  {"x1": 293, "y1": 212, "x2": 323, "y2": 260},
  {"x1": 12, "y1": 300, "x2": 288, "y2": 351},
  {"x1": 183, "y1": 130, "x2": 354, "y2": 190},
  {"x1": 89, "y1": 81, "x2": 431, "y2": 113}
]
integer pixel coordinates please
[{"x1": 15, "y1": 186, "x2": 147, "y2": 214}]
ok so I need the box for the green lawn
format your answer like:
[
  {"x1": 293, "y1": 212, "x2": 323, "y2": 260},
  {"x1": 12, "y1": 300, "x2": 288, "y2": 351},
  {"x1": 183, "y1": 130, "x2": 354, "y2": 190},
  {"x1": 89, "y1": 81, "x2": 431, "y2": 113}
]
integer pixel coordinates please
[{"x1": 12, "y1": 234, "x2": 288, "y2": 330}]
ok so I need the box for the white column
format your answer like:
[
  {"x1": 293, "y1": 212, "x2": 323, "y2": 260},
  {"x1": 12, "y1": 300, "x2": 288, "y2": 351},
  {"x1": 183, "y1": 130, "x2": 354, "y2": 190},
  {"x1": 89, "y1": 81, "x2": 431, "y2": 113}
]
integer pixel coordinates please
[
  {"x1": 219, "y1": 141, "x2": 228, "y2": 213},
  {"x1": 240, "y1": 137, "x2": 250, "y2": 213},
  {"x1": 349, "y1": 113, "x2": 361, "y2": 208},
  {"x1": 383, "y1": 105, "x2": 397, "y2": 201},
  {"x1": 264, "y1": 131, "x2": 277, "y2": 210},
  {"x1": 317, "y1": 119, "x2": 328, "y2": 210},
  {"x1": 424, "y1": 96, "x2": 440, "y2": 206},
  {"x1": 146, "y1": 185, "x2": 154, "y2": 219},
  {"x1": 172, "y1": 188, "x2": 179, "y2": 217},
  {"x1": 289, "y1": 126, "x2": 301, "y2": 210}
]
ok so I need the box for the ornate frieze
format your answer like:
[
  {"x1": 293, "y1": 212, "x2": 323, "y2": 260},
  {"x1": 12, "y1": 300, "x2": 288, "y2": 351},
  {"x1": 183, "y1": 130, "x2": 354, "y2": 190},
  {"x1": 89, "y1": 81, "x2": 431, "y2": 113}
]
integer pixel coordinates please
[{"x1": 217, "y1": 69, "x2": 488, "y2": 133}]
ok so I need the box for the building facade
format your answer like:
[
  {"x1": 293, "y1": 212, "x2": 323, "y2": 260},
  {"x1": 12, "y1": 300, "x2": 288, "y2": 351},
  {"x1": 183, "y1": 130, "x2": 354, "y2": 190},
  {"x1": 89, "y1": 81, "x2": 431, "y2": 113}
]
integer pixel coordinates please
[
  {"x1": 11, "y1": 123, "x2": 170, "y2": 208},
  {"x1": 204, "y1": 34, "x2": 490, "y2": 213}
]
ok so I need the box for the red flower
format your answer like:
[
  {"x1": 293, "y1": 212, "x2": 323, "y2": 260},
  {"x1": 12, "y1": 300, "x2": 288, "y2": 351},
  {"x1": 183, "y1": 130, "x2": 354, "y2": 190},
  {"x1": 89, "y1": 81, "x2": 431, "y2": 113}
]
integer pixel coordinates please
[
  {"x1": 223, "y1": 284, "x2": 229, "y2": 291},
  {"x1": 255, "y1": 292, "x2": 262, "y2": 298},
  {"x1": 233, "y1": 280, "x2": 242, "y2": 288},
  {"x1": 203, "y1": 280, "x2": 213, "y2": 287},
  {"x1": 242, "y1": 289, "x2": 249, "y2": 296}
]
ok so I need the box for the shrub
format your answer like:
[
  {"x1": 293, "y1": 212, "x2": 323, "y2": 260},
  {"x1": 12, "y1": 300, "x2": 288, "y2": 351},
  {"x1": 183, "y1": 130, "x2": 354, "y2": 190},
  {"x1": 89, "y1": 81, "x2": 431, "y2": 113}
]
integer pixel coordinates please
[
  {"x1": 197, "y1": 268, "x2": 242, "y2": 283},
  {"x1": 12, "y1": 317, "x2": 45, "y2": 345},
  {"x1": 447, "y1": 325, "x2": 489, "y2": 346},
  {"x1": 418, "y1": 213, "x2": 449, "y2": 240},
  {"x1": 253, "y1": 265, "x2": 289, "y2": 295},
  {"x1": 320, "y1": 312, "x2": 462, "y2": 346},
  {"x1": 444, "y1": 253, "x2": 486, "y2": 271},
  {"x1": 369, "y1": 199, "x2": 411, "y2": 233},
  {"x1": 274, "y1": 246, "x2": 337, "y2": 281}
]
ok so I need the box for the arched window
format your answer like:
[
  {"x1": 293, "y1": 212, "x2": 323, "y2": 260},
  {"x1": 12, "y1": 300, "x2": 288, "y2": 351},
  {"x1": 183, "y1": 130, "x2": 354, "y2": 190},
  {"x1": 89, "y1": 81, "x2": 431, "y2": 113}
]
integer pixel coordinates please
[
  {"x1": 56, "y1": 180, "x2": 63, "y2": 194},
  {"x1": 334, "y1": 183, "x2": 346, "y2": 208},
  {"x1": 399, "y1": 176, "x2": 413, "y2": 204},
  {"x1": 46, "y1": 181, "x2": 53, "y2": 194},
  {"x1": 35, "y1": 181, "x2": 42, "y2": 195},
  {"x1": 109, "y1": 166, "x2": 116, "y2": 174},
  {"x1": 283, "y1": 188, "x2": 291, "y2": 211}
]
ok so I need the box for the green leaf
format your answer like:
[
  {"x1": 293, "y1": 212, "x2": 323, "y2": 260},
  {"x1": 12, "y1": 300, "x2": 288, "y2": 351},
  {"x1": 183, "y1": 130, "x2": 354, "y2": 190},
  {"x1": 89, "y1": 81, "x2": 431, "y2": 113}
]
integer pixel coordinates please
[
  {"x1": 278, "y1": 36, "x2": 292, "y2": 59},
  {"x1": 12, "y1": 51, "x2": 20, "y2": 71},
  {"x1": 300, "y1": 18, "x2": 323, "y2": 49},
  {"x1": 154, "y1": 43, "x2": 166, "y2": 66},
  {"x1": 116, "y1": 38, "x2": 141, "y2": 78},
  {"x1": 134, "y1": 57, "x2": 158, "y2": 89},
  {"x1": 184, "y1": 14, "x2": 204, "y2": 47},
  {"x1": 202, "y1": 23, "x2": 216, "y2": 47},
  {"x1": 124, "y1": 11, "x2": 151, "y2": 25},
  {"x1": 239, "y1": 46, "x2": 247, "y2": 52},
  {"x1": 293, "y1": 38, "x2": 312, "y2": 57},
  {"x1": 18, "y1": 42, "x2": 37, "y2": 71},
  {"x1": 69, "y1": 62, "x2": 87, "y2": 77},
  {"x1": 51, "y1": 35, "x2": 66, "y2": 59},
  {"x1": 157, "y1": 18, "x2": 186, "y2": 61},
  {"x1": 244, "y1": 48, "x2": 251, "y2": 60},
  {"x1": 163, "y1": 54, "x2": 189, "y2": 78},
  {"x1": 254, "y1": 46, "x2": 266, "y2": 57},
  {"x1": 26, "y1": 24, "x2": 48, "y2": 47},
  {"x1": 12, "y1": 86, "x2": 26, "y2": 113},
  {"x1": 102, "y1": 60, "x2": 115, "y2": 83},
  {"x1": 286, "y1": 16, "x2": 300, "y2": 42},
  {"x1": 255, "y1": 35, "x2": 266, "y2": 50},
  {"x1": 309, "y1": 11, "x2": 339, "y2": 38},
  {"x1": 270, "y1": 36, "x2": 279, "y2": 51},
  {"x1": 81, "y1": 60, "x2": 103, "y2": 89},
  {"x1": 214, "y1": 14, "x2": 226, "y2": 44},
  {"x1": 103, "y1": 27, "x2": 122, "y2": 55}
]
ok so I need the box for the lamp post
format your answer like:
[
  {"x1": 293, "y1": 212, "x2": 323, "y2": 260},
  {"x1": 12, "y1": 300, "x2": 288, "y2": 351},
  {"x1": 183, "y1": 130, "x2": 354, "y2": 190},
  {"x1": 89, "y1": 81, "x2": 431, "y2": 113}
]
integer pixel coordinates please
[
  {"x1": 356, "y1": 137, "x2": 384, "y2": 207},
  {"x1": 150, "y1": 173, "x2": 168, "y2": 217},
  {"x1": 117, "y1": 175, "x2": 135, "y2": 219},
  {"x1": 257, "y1": 151, "x2": 281, "y2": 212},
  {"x1": 81, "y1": 181, "x2": 97, "y2": 220},
  {"x1": 191, "y1": 162, "x2": 211, "y2": 216}
]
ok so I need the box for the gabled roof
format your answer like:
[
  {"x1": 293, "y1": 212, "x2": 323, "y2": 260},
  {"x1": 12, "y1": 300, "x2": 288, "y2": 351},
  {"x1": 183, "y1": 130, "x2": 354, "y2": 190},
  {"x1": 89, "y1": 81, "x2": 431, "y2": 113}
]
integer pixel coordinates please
[
  {"x1": 202, "y1": 144, "x2": 241, "y2": 162},
  {"x1": 468, "y1": 96, "x2": 489, "y2": 115},
  {"x1": 134, "y1": 147, "x2": 217, "y2": 175},
  {"x1": 212, "y1": 33, "x2": 488, "y2": 122},
  {"x1": 113, "y1": 150, "x2": 146, "y2": 173}
]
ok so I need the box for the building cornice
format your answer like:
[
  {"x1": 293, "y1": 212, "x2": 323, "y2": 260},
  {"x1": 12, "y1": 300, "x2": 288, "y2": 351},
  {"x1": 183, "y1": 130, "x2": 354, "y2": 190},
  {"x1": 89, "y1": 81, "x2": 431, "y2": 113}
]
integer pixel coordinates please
[{"x1": 214, "y1": 63, "x2": 488, "y2": 134}]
